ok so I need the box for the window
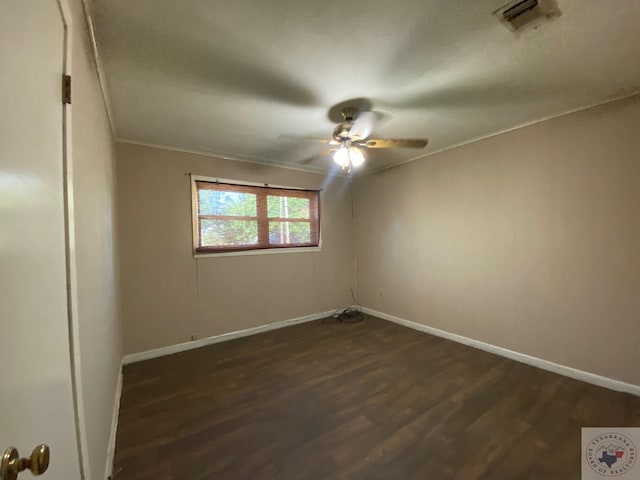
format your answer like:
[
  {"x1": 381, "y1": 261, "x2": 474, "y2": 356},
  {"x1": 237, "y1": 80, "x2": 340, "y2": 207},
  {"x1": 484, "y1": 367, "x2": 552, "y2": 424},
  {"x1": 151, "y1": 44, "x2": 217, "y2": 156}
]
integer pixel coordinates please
[{"x1": 193, "y1": 179, "x2": 321, "y2": 254}]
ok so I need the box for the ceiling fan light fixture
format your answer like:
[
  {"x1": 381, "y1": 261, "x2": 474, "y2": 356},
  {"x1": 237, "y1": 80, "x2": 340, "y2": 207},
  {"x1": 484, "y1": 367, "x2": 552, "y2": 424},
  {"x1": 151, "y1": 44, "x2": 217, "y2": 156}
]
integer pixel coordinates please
[
  {"x1": 349, "y1": 147, "x2": 365, "y2": 167},
  {"x1": 333, "y1": 146, "x2": 365, "y2": 169},
  {"x1": 333, "y1": 147, "x2": 350, "y2": 168},
  {"x1": 281, "y1": 106, "x2": 427, "y2": 171}
]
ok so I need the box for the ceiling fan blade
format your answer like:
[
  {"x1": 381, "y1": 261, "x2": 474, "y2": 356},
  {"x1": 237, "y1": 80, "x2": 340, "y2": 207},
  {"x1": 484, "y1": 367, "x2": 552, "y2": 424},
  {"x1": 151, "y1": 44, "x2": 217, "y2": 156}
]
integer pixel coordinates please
[
  {"x1": 279, "y1": 134, "x2": 338, "y2": 145},
  {"x1": 349, "y1": 111, "x2": 380, "y2": 140},
  {"x1": 360, "y1": 138, "x2": 429, "y2": 149},
  {"x1": 300, "y1": 148, "x2": 337, "y2": 164}
]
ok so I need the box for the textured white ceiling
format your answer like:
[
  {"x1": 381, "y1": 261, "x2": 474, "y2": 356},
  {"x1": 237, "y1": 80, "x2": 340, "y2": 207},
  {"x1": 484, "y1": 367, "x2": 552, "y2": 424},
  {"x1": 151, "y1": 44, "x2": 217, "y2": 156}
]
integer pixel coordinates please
[{"x1": 93, "y1": 0, "x2": 640, "y2": 174}]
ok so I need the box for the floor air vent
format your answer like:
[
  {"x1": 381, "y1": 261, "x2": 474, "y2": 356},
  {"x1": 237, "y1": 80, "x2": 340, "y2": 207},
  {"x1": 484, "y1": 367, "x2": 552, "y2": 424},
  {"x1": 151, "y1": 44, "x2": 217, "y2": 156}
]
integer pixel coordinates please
[{"x1": 495, "y1": 0, "x2": 560, "y2": 32}]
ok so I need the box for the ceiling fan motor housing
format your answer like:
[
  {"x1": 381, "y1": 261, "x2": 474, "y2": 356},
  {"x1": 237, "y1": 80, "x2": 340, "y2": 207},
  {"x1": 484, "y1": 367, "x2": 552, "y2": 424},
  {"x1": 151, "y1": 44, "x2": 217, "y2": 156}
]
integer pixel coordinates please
[
  {"x1": 333, "y1": 123, "x2": 357, "y2": 142},
  {"x1": 333, "y1": 107, "x2": 364, "y2": 142}
]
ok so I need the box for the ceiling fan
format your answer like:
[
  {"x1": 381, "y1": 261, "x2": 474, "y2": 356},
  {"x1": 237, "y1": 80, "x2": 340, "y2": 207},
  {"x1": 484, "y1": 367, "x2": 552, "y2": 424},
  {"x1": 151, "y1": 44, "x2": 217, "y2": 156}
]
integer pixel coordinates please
[{"x1": 281, "y1": 107, "x2": 429, "y2": 173}]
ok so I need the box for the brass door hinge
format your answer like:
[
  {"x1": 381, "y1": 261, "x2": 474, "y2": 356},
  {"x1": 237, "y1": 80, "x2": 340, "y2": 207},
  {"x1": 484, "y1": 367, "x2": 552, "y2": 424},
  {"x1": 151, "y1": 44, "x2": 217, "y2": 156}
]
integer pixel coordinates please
[{"x1": 62, "y1": 75, "x2": 71, "y2": 104}]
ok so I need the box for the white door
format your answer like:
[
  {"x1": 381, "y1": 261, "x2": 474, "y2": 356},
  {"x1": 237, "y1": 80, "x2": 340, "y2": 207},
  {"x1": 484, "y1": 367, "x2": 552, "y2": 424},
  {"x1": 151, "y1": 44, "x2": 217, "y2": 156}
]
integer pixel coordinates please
[{"x1": 0, "y1": 2, "x2": 81, "y2": 480}]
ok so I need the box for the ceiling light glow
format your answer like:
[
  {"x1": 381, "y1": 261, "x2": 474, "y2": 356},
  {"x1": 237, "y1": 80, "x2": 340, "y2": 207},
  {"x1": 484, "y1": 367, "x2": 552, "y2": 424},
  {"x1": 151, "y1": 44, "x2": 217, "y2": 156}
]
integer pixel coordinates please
[
  {"x1": 333, "y1": 146, "x2": 365, "y2": 170},
  {"x1": 333, "y1": 147, "x2": 349, "y2": 168},
  {"x1": 348, "y1": 147, "x2": 365, "y2": 167}
]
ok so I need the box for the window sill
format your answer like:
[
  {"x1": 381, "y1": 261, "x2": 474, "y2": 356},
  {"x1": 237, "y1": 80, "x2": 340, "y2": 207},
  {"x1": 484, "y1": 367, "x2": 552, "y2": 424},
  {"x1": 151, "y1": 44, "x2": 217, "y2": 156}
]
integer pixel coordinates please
[{"x1": 194, "y1": 246, "x2": 322, "y2": 259}]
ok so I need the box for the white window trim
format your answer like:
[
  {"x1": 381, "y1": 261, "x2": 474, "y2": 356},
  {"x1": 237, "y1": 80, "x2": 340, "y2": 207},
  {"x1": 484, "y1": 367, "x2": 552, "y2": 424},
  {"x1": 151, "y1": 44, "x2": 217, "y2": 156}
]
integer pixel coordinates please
[{"x1": 190, "y1": 174, "x2": 323, "y2": 258}]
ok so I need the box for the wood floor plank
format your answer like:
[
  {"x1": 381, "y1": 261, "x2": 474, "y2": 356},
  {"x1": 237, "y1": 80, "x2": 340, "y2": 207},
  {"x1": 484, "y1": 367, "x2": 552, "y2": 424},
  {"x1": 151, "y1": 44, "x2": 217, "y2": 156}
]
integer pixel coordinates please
[{"x1": 113, "y1": 315, "x2": 640, "y2": 479}]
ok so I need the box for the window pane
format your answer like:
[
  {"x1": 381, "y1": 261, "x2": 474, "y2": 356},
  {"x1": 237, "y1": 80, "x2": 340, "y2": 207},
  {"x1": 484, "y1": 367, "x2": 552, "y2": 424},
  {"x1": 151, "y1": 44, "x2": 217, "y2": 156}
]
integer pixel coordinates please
[
  {"x1": 200, "y1": 219, "x2": 258, "y2": 247},
  {"x1": 267, "y1": 196, "x2": 310, "y2": 219},
  {"x1": 269, "y1": 221, "x2": 311, "y2": 244},
  {"x1": 199, "y1": 189, "x2": 257, "y2": 216}
]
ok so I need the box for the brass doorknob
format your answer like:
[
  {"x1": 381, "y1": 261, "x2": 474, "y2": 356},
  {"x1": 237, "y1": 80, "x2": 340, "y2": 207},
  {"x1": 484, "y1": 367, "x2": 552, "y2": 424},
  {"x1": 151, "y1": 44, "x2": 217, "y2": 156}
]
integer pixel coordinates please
[{"x1": 0, "y1": 445, "x2": 50, "y2": 480}]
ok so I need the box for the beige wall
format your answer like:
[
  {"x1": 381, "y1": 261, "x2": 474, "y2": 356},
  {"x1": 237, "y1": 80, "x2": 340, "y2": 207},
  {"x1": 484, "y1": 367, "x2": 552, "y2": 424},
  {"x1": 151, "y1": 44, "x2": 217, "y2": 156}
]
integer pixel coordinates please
[
  {"x1": 116, "y1": 143, "x2": 354, "y2": 354},
  {"x1": 354, "y1": 95, "x2": 640, "y2": 386},
  {"x1": 70, "y1": 1, "x2": 122, "y2": 479}
]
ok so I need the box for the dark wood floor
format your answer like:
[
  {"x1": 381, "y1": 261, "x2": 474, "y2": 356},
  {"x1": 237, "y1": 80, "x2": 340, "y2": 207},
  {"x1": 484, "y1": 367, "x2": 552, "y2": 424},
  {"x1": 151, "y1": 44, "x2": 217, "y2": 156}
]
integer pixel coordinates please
[{"x1": 114, "y1": 315, "x2": 640, "y2": 480}]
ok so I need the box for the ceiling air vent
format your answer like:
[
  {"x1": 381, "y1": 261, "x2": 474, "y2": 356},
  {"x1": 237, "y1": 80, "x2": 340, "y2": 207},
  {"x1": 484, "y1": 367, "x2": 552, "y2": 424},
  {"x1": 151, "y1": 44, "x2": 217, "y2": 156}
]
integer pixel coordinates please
[{"x1": 495, "y1": 0, "x2": 560, "y2": 32}]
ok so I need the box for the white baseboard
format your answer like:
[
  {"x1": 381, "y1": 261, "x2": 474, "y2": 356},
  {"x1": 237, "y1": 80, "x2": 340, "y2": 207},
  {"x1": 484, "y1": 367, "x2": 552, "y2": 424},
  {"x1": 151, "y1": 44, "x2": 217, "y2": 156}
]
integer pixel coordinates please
[
  {"x1": 363, "y1": 307, "x2": 640, "y2": 397},
  {"x1": 122, "y1": 310, "x2": 336, "y2": 365},
  {"x1": 105, "y1": 367, "x2": 123, "y2": 479}
]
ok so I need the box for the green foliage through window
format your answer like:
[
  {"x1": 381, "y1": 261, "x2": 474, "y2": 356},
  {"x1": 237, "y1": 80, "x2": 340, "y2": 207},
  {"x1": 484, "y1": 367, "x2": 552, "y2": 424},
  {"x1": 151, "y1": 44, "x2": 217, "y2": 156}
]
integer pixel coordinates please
[
  {"x1": 201, "y1": 219, "x2": 258, "y2": 246},
  {"x1": 195, "y1": 180, "x2": 320, "y2": 253},
  {"x1": 267, "y1": 196, "x2": 309, "y2": 219},
  {"x1": 199, "y1": 190, "x2": 257, "y2": 217}
]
